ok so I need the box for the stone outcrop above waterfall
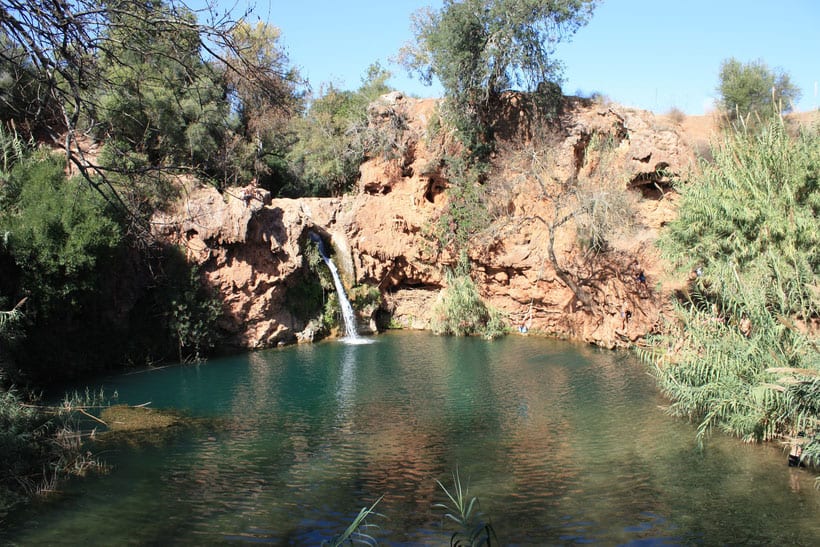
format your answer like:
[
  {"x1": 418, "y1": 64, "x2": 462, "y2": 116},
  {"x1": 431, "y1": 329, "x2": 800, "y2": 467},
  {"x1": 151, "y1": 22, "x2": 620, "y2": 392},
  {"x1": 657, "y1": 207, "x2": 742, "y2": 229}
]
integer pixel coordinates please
[{"x1": 153, "y1": 94, "x2": 699, "y2": 349}]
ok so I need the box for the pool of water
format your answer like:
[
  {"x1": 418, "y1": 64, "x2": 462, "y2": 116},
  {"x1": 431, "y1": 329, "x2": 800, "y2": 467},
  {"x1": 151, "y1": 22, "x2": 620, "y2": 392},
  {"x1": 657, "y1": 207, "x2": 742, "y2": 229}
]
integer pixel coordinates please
[{"x1": 3, "y1": 332, "x2": 819, "y2": 544}]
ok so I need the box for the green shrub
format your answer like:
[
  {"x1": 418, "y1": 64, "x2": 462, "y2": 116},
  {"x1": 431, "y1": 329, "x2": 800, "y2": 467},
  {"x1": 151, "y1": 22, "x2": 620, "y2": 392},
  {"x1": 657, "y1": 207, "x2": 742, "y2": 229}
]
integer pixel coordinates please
[
  {"x1": 432, "y1": 265, "x2": 506, "y2": 339},
  {"x1": 1, "y1": 153, "x2": 122, "y2": 315},
  {"x1": 165, "y1": 261, "x2": 222, "y2": 363},
  {"x1": 430, "y1": 156, "x2": 490, "y2": 256},
  {"x1": 647, "y1": 116, "x2": 819, "y2": 462},
  {"x1": 717, "y1": 57, "x2": 801, "y2": 126},
  {"x1": 92, "y1": 3, "x2": 228, "y2": 171},
  {"x1": 287, "y1": 64, "x2": 393, "y2": 196}
]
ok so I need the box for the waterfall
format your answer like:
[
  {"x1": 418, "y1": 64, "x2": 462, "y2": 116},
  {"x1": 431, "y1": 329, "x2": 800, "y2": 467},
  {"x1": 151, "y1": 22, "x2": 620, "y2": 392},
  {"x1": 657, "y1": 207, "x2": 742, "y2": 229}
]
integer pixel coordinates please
[{"x1": 310, "y1": 233, "x2": 360, "y2": 340}]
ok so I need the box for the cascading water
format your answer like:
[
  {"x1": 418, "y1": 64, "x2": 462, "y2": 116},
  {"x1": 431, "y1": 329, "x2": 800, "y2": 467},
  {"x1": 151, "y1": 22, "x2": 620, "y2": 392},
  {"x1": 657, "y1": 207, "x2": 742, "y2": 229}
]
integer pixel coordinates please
[{"x1": 310, "y1": 232, "x2": 360, "y2": 340}]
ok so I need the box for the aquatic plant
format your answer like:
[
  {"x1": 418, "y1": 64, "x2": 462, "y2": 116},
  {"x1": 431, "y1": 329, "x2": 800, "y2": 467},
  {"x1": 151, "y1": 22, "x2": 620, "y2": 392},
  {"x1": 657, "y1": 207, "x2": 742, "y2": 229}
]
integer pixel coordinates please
[
  {"x1": 434, "y1": 468, "x2": 497, "y2": 546},
  {"x1": 0, "y1": 386, "x2": 108, "y2": 516},
  {"x1": 431, "y1": 263, "x2": 506, "y2": 340},
  {"x1": 324, "y1": 496, "x2": 383, "y2": 547}
]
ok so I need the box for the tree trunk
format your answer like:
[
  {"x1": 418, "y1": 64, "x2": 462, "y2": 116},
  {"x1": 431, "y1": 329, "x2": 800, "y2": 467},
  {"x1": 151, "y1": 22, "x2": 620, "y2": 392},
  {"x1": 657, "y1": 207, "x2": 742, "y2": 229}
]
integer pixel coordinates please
[{"x1": 547, "y1": 224, "x2": 594, "y2": 310}]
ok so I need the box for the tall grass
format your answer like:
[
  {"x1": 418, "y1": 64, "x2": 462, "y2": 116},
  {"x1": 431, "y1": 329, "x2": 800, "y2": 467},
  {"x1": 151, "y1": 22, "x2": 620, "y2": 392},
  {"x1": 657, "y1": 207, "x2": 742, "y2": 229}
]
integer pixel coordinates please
[
  {"x1": 646, "y1": 115, "x2": 819, "y2": 467},
  {"x1": 431, "y1": 264, "x2": 506, "y2": 340},
  {"x1": 0, "y1": 384, "x2": 107, "y2": 516},
  {"x1": 0, "y1": 123, "x2": 30, "y2": 175}
]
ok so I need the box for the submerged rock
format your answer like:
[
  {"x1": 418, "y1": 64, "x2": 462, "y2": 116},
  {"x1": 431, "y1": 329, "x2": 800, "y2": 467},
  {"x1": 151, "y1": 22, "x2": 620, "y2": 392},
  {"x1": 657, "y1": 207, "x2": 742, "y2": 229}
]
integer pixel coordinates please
[{"x1": 100, "y1": 405, "x2": 183, "y2": 432}]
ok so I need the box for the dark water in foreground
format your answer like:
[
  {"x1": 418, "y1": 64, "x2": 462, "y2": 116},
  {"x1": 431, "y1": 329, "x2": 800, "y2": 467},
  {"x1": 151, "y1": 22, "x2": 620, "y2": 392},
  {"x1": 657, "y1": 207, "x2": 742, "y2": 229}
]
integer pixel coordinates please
[{"x1": 3, "y1": 332, "x2": 819, "y2": 545}]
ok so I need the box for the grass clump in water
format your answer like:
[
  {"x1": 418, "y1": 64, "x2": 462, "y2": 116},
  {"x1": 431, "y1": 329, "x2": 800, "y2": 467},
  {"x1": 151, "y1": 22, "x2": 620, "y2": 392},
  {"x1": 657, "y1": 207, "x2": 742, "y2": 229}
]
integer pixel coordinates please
[{"x1": 431, "y1": 263, "x2": 506, "y2": 340}]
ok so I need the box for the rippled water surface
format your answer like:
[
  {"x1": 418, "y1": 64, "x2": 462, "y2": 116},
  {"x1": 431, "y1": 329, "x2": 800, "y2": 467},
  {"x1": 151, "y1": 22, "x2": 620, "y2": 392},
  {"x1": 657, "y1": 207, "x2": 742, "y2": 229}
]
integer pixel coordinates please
[{"x1": 4, "y1": 332, "x2": 819, "y2": 544}]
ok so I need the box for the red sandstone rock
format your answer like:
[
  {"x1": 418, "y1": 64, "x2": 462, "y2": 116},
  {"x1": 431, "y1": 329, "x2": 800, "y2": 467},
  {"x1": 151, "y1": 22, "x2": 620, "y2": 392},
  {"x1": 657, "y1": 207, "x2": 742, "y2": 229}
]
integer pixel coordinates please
[{"x1": 153, "y1": 94, "x2": 697, "y2": 349}]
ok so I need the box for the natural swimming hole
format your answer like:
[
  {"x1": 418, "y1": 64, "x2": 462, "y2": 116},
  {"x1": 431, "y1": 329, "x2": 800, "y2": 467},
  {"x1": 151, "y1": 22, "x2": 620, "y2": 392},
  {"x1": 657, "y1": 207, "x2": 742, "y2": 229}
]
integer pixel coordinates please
[{"x1": 4, "y1": 331, "x2": 819, "y2": 544}]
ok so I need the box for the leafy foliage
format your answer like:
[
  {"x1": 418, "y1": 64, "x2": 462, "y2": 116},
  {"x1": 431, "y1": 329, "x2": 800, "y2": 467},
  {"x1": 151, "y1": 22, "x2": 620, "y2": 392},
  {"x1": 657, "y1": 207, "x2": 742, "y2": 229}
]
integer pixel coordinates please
[
  {"x1": 163, "y1": 257, "x2": 223, "y2": 363},
  {"x1": 283, "y1": 241, "x2": 333, "y2": 334},
  {"x1": 717, "y1": 58, "x2": 801, "y2": 124},
  {"x1": 399, "y1": 0, "x2": 596, "y2": 155},
  {"x1": 287, "y1": 64, "x2": 393, "y2": 196},
  {"x1": 0, "y1": 152, "x2": 224, "y2": 381},
  {"x1": 432, "y1": 156, "x2": 492, "y2": 254},
  {"x1": 1, "y1": 153, "x2": 122, "y2": 317},
  {"x1": 432, "y1": 263, "x2": 506, "y2": 339},
  {"x1": 0, "y1": 123, "x2": 31, "y2": 177},
  {"x1": 648, "y1": 117, "x2": 819, "y2": 465},
  {"x1": 93, "y1": 2, "x2": 228, "y2": 172},
  {"x1": 0, "y1": 0, "x2": 299, "y2": 226},
  {"x1": 0, "y1": 152, "x2": 125, "y2": 380},
  {"x1": 216, "y1": 21, "x2": 304, "y2": 190},
  {"x1": 0, "y1": 33, "x2": 62, "y2": 135}
]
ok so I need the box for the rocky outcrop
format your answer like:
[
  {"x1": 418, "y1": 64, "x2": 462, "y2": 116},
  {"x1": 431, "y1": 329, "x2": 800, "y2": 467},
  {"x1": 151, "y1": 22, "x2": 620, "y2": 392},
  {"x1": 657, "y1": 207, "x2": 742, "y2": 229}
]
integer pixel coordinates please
[
  {"x1": 153, "y1": 93, "x2": 696, "y2": 350},
  {"x1": 153, "y1": 185, "x2": 341, "y2": 347}
]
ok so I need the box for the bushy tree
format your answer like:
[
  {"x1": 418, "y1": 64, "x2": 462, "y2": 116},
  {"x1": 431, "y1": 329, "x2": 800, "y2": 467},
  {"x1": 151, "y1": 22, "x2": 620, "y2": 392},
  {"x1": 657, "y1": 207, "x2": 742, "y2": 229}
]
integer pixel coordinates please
[
  {"x1": 287, "y1": 64, "x2": 393, "y2": 196},
  {"x1": 717, "y1": 58, "x2": 802, "y2": 122},
  {"x1": 399, "y1": 0, "x2": 596, "y2": 153},
  {"x1": 0, "y1": 152, "x2": 125, "y2": 380},
  {"x1": 1, "y1": 153, "x2": 122, "y2": 317},
  {"x1": 0, "y1": 0, "x2": 292, "y2": 225},
  {"x1": 218, "y1": 21, "x2": 303, "y2": 190},
  {"x1": 648, "y1": 117, "x2": 819, "y2": 464},
  {"x1": 93, "y1": 1, "x2": 228, "y2": 172}
]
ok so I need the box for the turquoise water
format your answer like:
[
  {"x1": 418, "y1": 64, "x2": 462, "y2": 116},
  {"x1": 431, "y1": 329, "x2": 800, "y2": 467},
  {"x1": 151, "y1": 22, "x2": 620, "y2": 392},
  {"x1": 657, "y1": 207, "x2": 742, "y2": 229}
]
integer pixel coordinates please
[{"x1": 3, "y1": 331, "x2": 819, "y2": 544}]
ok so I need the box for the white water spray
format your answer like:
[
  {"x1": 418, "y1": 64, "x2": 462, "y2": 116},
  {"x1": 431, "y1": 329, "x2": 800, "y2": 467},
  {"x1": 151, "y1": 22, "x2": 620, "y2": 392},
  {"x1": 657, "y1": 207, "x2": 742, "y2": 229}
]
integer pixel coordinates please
[{"x1": 310, "y1": 233, "x2": 360, "y2": 340}]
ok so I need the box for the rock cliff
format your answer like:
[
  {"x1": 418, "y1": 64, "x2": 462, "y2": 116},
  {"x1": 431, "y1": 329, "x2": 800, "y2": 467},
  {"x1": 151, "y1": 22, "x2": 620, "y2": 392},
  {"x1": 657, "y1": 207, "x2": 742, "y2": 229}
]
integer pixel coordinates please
[{"x1": 153, "y1": 93, "x2": 697, "y2": 349}]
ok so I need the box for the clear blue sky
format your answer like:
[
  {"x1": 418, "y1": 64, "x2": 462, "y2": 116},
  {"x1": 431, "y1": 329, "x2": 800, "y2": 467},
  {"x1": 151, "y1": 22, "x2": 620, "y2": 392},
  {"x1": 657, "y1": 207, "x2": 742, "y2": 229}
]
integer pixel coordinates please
[{"x1": 220, "y1": 0, "x2": 819, "y2": 114}]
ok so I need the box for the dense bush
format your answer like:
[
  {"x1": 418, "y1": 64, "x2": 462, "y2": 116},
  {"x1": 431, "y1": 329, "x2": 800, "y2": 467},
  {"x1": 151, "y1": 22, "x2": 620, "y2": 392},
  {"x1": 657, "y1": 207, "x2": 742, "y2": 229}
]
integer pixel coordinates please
[
  {"x1": 432, "y1": 263, "x2": 506, "y2": 339},
  {"x1": 1, "y1": 153, "x2": 122, "y2": 314},
  {"x1": 93, "y1": 2, "x2": 228, "y2": 173},
  {"x1": 0, "y1": 152, "x2": 223, "y2": 382},
  {"x1": 286, "y1": 64, "x2": 393, "y2": 196},
  {"x1": 647, "y1": 117, "x2": 819, "y2": 465}
]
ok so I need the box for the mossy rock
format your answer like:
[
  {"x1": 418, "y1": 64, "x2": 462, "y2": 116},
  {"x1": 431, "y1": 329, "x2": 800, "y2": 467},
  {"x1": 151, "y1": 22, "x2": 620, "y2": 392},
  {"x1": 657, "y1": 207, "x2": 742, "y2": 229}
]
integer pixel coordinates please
[{"x1": 100, "y1": 405, "x2": 183, "y2": 432}]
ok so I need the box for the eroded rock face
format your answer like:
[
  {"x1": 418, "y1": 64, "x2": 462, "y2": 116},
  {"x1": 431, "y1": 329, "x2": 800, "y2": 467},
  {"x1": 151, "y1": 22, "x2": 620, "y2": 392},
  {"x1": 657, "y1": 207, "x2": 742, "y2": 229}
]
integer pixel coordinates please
[
  {"x1": 153, "y1": 186, "x2": 342, "y2": 347},
  {"x1": 153, "y1": 94, "x2": 695, "y2": 349}
]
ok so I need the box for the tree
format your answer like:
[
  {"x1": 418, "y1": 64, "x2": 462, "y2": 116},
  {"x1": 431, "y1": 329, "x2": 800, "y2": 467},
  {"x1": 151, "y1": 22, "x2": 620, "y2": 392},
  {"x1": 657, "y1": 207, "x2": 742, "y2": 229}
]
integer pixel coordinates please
[
  {"x1": 509, "y1": 136, "x2": 634, "y2": 310},
  {"x1": 0, "y1": 0, "x2": 295, "y2": 228},
  {"x1": 219, "y1": 21, "x2": 304, "y2": 190},
  {"x1": 93, "y1": 2, "x2": 228, "y2": 171},
  {"x1": 717, "y1": 58, "x2": 801, "y2": 122},
  {"x1": 287, "y1": 64, "x2": 394, "y2": 196},
  {"x1": 399, "y1": 0, "x2": 596, "y2": 153}
]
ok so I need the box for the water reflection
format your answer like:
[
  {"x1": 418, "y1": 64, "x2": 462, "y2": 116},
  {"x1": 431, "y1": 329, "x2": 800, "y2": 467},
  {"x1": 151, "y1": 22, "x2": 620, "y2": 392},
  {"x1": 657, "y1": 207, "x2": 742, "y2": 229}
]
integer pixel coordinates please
[
  {"x1": 3, "y1": 332, "x2": 819, "y2": 545},
  {"x1": 335, "y1": 343, "x2": 357, "y2": 425}
]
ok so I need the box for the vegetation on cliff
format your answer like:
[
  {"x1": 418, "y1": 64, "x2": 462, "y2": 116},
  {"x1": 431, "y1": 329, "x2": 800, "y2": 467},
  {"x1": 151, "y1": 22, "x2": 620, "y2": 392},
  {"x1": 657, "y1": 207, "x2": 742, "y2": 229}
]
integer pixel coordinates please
[
  {"x1": 399, "y1": 0, "x2": 596, "y2": 156},
  {"x1": 646, "y1": 115, "x2": 819, "y2": 468}
]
